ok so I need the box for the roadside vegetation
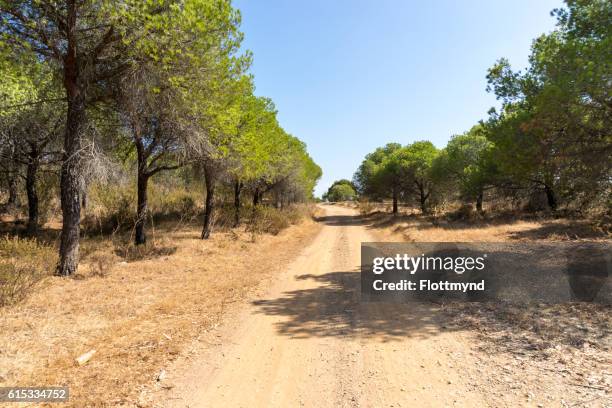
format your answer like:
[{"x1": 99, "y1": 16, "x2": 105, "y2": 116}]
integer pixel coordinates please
[
  {"x1": 350, "y1": 1, "x2": 610, "y2": 224},
  {"x1": 0, "y1": 1, "x2": 323, "y2": 401},
  {"x1": 0, "y1": 0, "x2": 321, "y2": 276}
]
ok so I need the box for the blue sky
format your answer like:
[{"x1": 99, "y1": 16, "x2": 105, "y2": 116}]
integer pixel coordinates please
[{"x1": 234, "y1": 0, "x2": 564, "y2": 197}]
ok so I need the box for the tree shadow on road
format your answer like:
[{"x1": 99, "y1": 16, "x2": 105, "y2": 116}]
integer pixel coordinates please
[
  {"x1": 252, "y1": 263, "x2": 610, "y2": 352},
  {"x1": 252, "y1": 270, "x2": 458, "y2": 342},
  {"x1": 313, "y1": 215, "x2": 368, "y2": 227}
]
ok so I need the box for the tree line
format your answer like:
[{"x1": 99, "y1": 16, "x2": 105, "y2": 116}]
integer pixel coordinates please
[
  {"x1": 353, "y1": 0, "x2": 610, "y2": 216},
  {"x1": 0, "y1": 0, "x2": 321, "y2": 275}
]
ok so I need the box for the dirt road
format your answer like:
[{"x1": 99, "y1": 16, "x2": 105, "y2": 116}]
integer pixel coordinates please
[{"x1": 161, "y1": 205, "x2": 489, "y2": 407}]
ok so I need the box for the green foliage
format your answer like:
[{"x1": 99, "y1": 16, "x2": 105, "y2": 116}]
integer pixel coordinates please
[
  {"x1": 353, "y1": 143, "x2": 402, "y2": 198},
  {"x1": 432, "y1": 125, "x2": 497, "y2": 203},
  {"x1": 323, "y1": 180, "x2": 357, "y2": 202},
  {"x1": 354, "y1": 141, "x2": 438, "y2": 212},
  {"x1": 350, "y1": 0, "x2": 609, "y2": 216},
  {"x1": 0, "y1": 0, "x2": 322, "y2": 250},
  {"x1": 485, "y1": 0, "x2": 611, "y2": 211}
]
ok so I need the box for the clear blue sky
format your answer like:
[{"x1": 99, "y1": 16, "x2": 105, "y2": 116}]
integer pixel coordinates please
[{"x1": 234, "y1": 0, "x2": 564, "y2": 197}]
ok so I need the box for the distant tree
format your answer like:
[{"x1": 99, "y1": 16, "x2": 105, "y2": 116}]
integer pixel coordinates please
[
  {"x1": 189, "y1": 76, "x2": 249, "y2": 239},
  {"x1": 399, "y1": 141, "x2": 439, "y2": 214},
  {"x1": 432, "y1": 125, "x2": 496, "y2": 213},
  {"x1": 353, "y1": 143, "x2": 402, "y2": 212},
  {"x1": 229, "y1": 90, "x2": 278, "y2": 225},
  {"x1": 354, "y1": 142, "x2": 438, "y2": 214},
  {"x1": 323, "y1": 180, "x2": 357, "y2": 202}
]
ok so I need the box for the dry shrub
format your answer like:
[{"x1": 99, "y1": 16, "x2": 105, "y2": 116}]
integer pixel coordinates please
[
  {"x1": 446, "y1": 203, "x2": 477, "y2": 221},
  {"x1": 150, "y1": 185, "x2": 199, "y2": 218},
  {"x1": 283, "y1": 205, "x2": 310, "y2": 224},
  {"x1": 37, "y1": 171, "x2": 60, "y2": 224},
  {"x1": 113, "y1": 238, "x2": 177, "y2": 262},
  {"x1": 248, "y1": 206, "x2": 290, "y2": 236},
  {"x1": 213, "y1": 203, "x2": 238, "y2": 230},
  {"x1": 247, "y1": 204, "x2": 312, "y2": 240},
  {"x1": 83, "y1": 183, "x2": 135, "y2": 233},
  {"x1": 85, "y1": 251, "x2": 119, "y2": 277},
  {"x1": 0, "y1": 236, "x2": 55, "y2": 306},
  {"x1": 358, "y1": 200, "x2": 375, "y2": 215},
  {"x1": 83, "y1": 183, "x2": 201, "y2": 234}
]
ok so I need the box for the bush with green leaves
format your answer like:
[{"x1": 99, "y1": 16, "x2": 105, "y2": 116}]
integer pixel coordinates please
[{"x1": 323, "y1": 180, "x2": 357, "y2": 202}]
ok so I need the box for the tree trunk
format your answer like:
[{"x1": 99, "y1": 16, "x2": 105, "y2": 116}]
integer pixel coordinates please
[
  {"x1": 135, "y1": 170, "x2": 149, "y2": 245},
  {"x1": 56, "y1": 83, "x2": 86, "y2": 276},
  {"x1": 26, "y1": 145, "x2": 39, "y2": 236},
  {"x1": 416, "y1": 182, "x2": 428, "y2": 214},
  {"x1": 476, "y1": 190, "x2": 484, "y2": 214},
  {"x1": 544, "y1": 184, "x2": 557, "y2": 211},
  {"x1": 201, "y1": 165, "x2": 216, "y2": 239},
  {"x1": 233, "y1": 179, "x2": 242, "y2": 227},
  {"x1": 253, "y1": 187, "x2": 260, "y2": 206},
  {"x1": 392, "y1": 187, "x2": 398, "y2": 215},
  {"x1": 420, "y1": 194, "x2": 427, "y2": 214},
  {"x1": 6, "y1": 164, "x2": 18, "y2": 209}
]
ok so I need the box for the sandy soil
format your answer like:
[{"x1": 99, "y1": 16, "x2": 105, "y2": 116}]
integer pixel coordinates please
[{"x1": 151, "y1": 205, "x2": 576, "y2": 408}]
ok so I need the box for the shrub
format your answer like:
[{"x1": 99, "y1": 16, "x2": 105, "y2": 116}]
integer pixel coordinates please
[
  {"x1": 446, "y1": 204, "x2": 478, "y2": 221},
  {"x1": 83, "y1": 182, "x2": 201, "y2": 234},
  {"x1": 0, "y1": 236, "x2": 55, "y2": 307},
  {"x1": 150, "y1": 185, "x2": 200, "y2": 218},
  {"x1": 111, "y1": 234, "x2": 177, "y2": 262},
  {"x1": 213, "y1": 203, "x2": 239, "y2": 230},
  {"x1": 85, "y1": 251, "x2": 119, "y2": 277},
  {"x1": 247, "y1": 206, "x2": 290, "y2": 236},
  {"x1": 284, "y1": 206, "x2": 304, "y2": 225},
  {"x1": 83, "y1": 183, "x2": 135, "y2": 233},
  {"x1": 358, "y1": 200, "x2": 375, "y2": 215},
  {"x1": 37, "y1": 171, "x2": 60, "y2": 224},
  {"x1": 245, "y1": 204, "x2": 313, "y2": 239}
]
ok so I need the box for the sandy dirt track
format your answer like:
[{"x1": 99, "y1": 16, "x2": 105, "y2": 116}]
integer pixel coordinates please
[{"x1": 160, "y1": 205, "x2": 492, "y2": 407}]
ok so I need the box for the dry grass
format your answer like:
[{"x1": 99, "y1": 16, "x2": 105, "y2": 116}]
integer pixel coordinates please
[
  {"x1": 0, "y1": 236, "x2": 56, "y2": 307},
  {"x1": 0, "y1": 216, "x2": 321, "y2": 407},
  {"x1": 359, "y1": 204, "x2": 610, "y2": 242},
  {"x1": 372, "y1": 215, "x2": 608, "y2": 242}
]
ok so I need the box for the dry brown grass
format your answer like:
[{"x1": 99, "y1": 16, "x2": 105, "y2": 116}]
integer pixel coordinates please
[
  {"x1": 370, "y1": 215, "x2": 609, "y2": 242},
  {"x1": 358, "y1": 202, "x2": 610, "y2": 242},
  {"x1": 0, "y1": 237, "x2": 56, "y2": 307},
  {"x1": 0, "y1": 215, "x2": 321, "y2": 407}
]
